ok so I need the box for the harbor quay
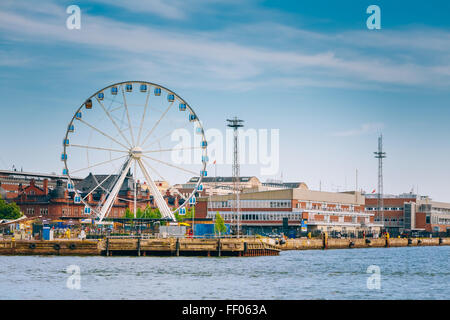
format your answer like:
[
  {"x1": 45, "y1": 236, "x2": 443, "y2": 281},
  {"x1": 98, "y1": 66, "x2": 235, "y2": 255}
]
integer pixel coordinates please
[
  {"x1": 0, "y1": 235, "x2": 448, "y2": 257},
  {"x1": 0, "y1": 237, "x2": 281, "y2": 257}
]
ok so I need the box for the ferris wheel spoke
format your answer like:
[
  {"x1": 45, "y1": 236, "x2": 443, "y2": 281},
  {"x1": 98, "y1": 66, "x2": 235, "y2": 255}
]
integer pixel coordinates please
[
  {"x1": 141, "y1": 158, "x2": 187, "y2": 201},
  {"x1": 141, "y1": 146, "x2": 203, "y2": 154},
  {"x1": 136, "y1": 158, "x2": 176, "y2": 221},
  {"x1": 98, "y1": 156, "x2": 133, "y2": 222},
  {"x1": 109, "y1": 105, "x2": 123, "y2": 113},
  {"x1": 141, "y1": 154, "x2": 198, "y2": 176},
  {"x1": 121, "y1": 85, "x2": 136, "y2": 147},
  {"x1": 142, "y1": 121, "x2": 192, "y2": 150},
  {"x1": 70, "y1": 144, "x2": 128, "y2": 153},
  {"x1": 96, "y1": 97, "x2": 132, "y2": 148},
  {"x1": 137, "y1": 89, "x2": 151, "y2": 146},
  {"x1": 140, "y1": 101, "x2": 174, "y2": 147},
  {"x1": 71, "y1": 155, "x2": 128, "y2": 174},
  {"x1": 133, "y1": 159, "x2": 137, "y2": 217},
  {"x1": 76, "y1": 118, "x2": 130, "y2": 150},
  {"x1": 82, "y1": 171, "x2": 116, "y2": 201}
]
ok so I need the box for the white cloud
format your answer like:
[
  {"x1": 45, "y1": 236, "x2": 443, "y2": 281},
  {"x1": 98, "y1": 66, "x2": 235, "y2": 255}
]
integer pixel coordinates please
[{"x1": 0, "y1": 2, "x2": 449, "y2": 91}]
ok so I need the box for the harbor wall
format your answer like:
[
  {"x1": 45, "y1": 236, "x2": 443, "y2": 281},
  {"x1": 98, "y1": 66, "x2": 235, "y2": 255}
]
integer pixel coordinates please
[
  {"x1": 0, "y1": 237, "x2": 280, "y2": 257},
  {"x1": 281, "y1": 237, "x2": 449, "y2": 250},
  {"x1": 0, "y1": 237, "x2": 448, "y2": 256},
  {"x1": 0, "y1": 240, "x2": 99, "y2": 255}
]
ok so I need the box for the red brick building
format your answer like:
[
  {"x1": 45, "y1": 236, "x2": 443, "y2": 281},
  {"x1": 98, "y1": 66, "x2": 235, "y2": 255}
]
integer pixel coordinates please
[
  {"x1": 8, "y1": 174, "x2": 179, "y2": 221},
  {"x1": 365, "y1": 193, "x2": 450, "y2": 235}
]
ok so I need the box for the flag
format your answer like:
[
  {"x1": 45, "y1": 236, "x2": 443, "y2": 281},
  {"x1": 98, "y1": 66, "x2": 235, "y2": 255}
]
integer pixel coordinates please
[
  {"x1": 371, "y1": 189, "x2": 376, "y2": 193},
  {"x1": 213, "y1": 160, "x2": 216, "y2": 165}
]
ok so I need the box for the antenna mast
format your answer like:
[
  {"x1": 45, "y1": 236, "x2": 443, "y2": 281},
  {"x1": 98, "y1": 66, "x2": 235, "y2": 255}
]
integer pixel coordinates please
[
  {"x1": 374, "y1": 134, "x2": 386, "y2": 233},
  {"x1": 227, "y1": 117, "x2": 244, "y2": 238}
]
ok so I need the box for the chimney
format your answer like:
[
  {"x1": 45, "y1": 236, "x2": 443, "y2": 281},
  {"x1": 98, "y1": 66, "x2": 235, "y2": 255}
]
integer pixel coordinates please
[{"x1": 43, "y1": 179, "x2": 49, "y2": 195}]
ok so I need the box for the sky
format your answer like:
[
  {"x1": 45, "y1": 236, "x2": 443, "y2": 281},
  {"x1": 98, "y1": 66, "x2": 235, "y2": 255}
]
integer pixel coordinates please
[{"x1": 0, "y1": 0, "x2": 449, "y2": 201}]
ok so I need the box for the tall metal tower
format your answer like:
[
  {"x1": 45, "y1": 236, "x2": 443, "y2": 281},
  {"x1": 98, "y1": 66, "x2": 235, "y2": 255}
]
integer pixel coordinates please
[
  {"x1": 374, "y1": 134, "x2": 386, "y2": 232},
  {"x1": 227, "y1": 117, "x2": 244, "y2": 237}
]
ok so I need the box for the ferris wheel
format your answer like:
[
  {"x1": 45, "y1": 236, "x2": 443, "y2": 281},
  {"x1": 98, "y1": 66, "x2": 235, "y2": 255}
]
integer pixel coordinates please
[{"x1": 61, "y1": 81, "x2": 208, "y2": 222}]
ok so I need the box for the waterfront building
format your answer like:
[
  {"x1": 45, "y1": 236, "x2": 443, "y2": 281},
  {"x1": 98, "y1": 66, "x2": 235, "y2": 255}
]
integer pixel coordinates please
[
  {"x1": 195, "y1": 187, "x2": 382, "y2": 237},
  {"x1": 365, "y1": 193, "x2": 450, "y2": 236},
  {"x1": 7, "y1": 172, "x2": 170, "y2": 221}
]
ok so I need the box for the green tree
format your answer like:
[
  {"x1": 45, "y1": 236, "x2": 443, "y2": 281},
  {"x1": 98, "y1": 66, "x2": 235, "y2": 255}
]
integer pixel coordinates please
[
  {"x1": 214, "y1": 212, "x2": 227, "y2": 237},
  {"x1": 174, "y1": 207, "x2": 194, "y2": 222},
  {"x1": 185, "y1": 207, "x2": 194, "y2": 220},
  {"x1": 151, "y1": 208, "x2": 162, "y2": 219},
  {"x1": 145, "y1": 206, "x2": 162, "y2": 219},
  {"x1": 0, "y1": 196, "x2": 23, "y2": 220},
  {"x1": 124, "y1": 208, "x2": 133, "y2": 219}
]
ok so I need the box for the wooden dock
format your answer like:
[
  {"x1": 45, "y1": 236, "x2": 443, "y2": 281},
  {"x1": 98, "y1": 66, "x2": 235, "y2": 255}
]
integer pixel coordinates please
[
  {"x1": 0, "y1": 237, "x2": 281, "y2": 257},
  {"x1": 0, "y1": 239, "x2": 99, "y2": 256}
]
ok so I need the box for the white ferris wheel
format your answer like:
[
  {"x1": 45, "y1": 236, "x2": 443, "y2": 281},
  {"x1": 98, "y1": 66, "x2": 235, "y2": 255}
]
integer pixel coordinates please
[{"x1": 62, "y1": 81, "x2": 208, "y2": 223}]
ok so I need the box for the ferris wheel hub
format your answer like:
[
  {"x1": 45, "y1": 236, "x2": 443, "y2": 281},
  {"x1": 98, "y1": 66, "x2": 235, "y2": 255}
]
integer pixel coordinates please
[{"x1": 130, "y1": 146, "x2": 143, "y2": 159}]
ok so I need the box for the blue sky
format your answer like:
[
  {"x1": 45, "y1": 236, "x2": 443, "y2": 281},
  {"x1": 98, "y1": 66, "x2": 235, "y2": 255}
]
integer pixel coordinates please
[{"x1": 0, "y1": 0, "x2": 449, "y2": 201}]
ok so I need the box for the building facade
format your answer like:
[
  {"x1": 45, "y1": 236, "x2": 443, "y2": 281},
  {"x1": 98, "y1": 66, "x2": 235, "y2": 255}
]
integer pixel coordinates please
[
  {"x1": 365, "y1": 193, "x2": 450, "y2": 236},
  {"x1": 8, "y1": 172, "x2": 177, "y2": 221},
  {"x1": 196, "y1": 187, "x2": 381, "y2": 237}
]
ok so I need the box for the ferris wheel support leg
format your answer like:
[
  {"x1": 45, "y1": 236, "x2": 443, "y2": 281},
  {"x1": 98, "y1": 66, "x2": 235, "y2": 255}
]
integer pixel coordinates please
[
  {"x1": 98, "y1": 157, "x2": 133, "y2": 223},
  {"x1": 137, "y1": 159, "x2": 176, "y2": 222}
]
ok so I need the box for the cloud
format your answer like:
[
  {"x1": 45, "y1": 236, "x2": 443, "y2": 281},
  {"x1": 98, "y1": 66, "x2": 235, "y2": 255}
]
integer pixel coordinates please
[
  {"x1": 0, "y1": 1, "x2": 449, "y2": 91},
  {"x1": 0, "y1": 51, "x2": 30, "y2": 67},
  {"x1": 90, "y1": 0, "x2": 187, "y2": 20},
  {"x1": 332, "y1": 123, "x2": 384, "y2": 137}
]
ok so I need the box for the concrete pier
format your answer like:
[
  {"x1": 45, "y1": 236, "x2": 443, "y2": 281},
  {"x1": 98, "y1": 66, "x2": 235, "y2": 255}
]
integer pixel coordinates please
[{"x1": 280, "y1": 237, "x2": 449, "y2": 250}]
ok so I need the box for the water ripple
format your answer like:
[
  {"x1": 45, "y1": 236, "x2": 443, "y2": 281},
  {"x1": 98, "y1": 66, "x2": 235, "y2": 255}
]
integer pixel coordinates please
[{"x1": 0, "y1": 246, "x2": 448, "y2": 299}]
